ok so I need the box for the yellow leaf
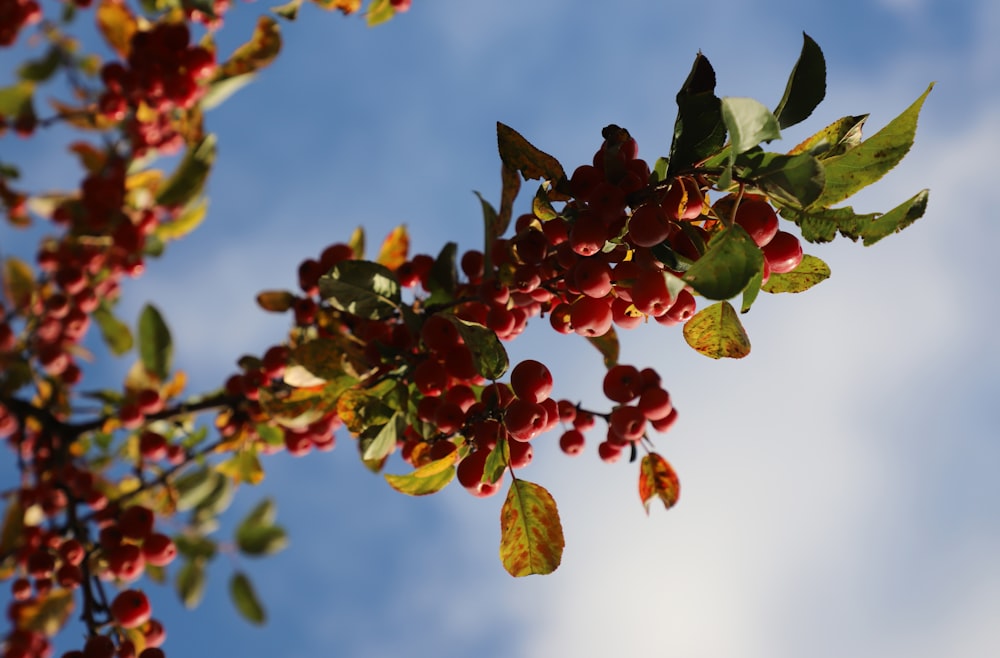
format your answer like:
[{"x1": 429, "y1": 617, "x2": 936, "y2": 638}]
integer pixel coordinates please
[
  {"x1": 2, "y1": 256, "x2": 34, "y2": 310},
  {"x1": 638, "y1": 452, "x2": 681, "y2": 514},
  {"x1": 499, "y1": 479, "x2": 564, "y2": 577},
  {"x1": 96, "y1": 0, "x2": 138, "y2": 58},
  {"x1": 376, "y1": 225, "x2": 409, "y2": 271},
  {"x1": 17, "y1": 589, "x2": 74, "y2": 636}
]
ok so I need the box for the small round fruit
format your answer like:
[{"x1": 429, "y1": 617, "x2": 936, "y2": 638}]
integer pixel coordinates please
[
  {"x1": 762, "y1": 230, "x2": 803, "y2": 274},
  {"x1": 110, "y1": 589, "x2": 152, "y2": 629},
  {"x1": 510, "y1": 359, "x2": 553, "y2": 404}
]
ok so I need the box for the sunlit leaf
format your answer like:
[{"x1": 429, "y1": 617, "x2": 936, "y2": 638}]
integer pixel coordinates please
[
  {"x1": 96, "y1": 0, "x2": 138, "y2": 58},
  {"x1": 271, "y1": 0, "x2": 302, "y2": 20},
  {"x1": 790, "y1": 114, "x2": 867, "y2": 160},
  {"x1": 156, "y1": 197, "x2": 208, "y2": 241},
  {"x1": 780, "y1": 189, "x2": 929, "y2": 245},
  {"x1": 808, "y1": 84, "x2": 933, "y2": 209},
  {"x1": 17, "y1": 588, "x2": 74, "y2": 636},
  {"x1": 722, "y1": 97, "x2": 782, "y2": 155},
  {"x1": 762, "y1": 254, "x2": 831, "y2": 293},
  {"x1": 216, "y1": 449, "x2": 265, "y2": 486},
  {"x1": 155, "y1": 134, "x2": 216, "y2": 208},
  {"x1": 376, "y1": 225, "x2": 408, "y2": 270},
  {"x1": 638, "y1": 452, "x2": 681, "y2": 514},
  {"x1": 318, "y1": 260, "x2": 401, "y2": 320},
  {"x1": 499, "y1": 479, "x2": 564, "y2": 577},
  {"x1": 682, "y1": 301, "x2": 751, "y2": 359},
  {"x1": 362, "y1": 411, "x2": 401, "y2": 461},
  {"x1": 0, "y1": 82, "x2": 34, "y2": 118},
  {"x1": 217, "y1": 16, "x2": 282, "y2": 80},
  {"x1": 93, "y1": 305, "x2": 134, "y2": 356},
  {"x1": 384, "y1": 454, "x2": 456, "y2": 496},
  {"x1": 2, "y1": 256, "x2": 34, "y2": 310},
  {"x1": 255, "y1": 290, "x2": 296, "y2": 313},
  {"x1": 682, "y1": 225, "x2": 763, "y2": 300}
]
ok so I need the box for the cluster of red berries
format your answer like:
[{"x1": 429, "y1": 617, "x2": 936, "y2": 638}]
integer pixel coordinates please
[
  {"x1": 728, "y1": 196, "x2": 804, "y2": 279},
  {"x1": 99, "y1": 22, "x2": 216, "y2": 155},
  {"x1": 0, "y1": 0, "x2": 40, "y2": 47}
]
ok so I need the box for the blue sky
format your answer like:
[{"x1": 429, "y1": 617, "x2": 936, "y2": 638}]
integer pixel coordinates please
[{"x1": 2, "y1": 0, "x2": 999, "y2": 656}]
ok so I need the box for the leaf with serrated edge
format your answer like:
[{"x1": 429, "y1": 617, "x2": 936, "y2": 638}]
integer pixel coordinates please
[
  {"x1": 762, "y1": 254, "x2": 831, "y2": 293},
  {"x1": 639, "y1": 453, "x2": 681, "y2": 514},
  {"x1": 384, "y1": 454, "x2": 456, "y2": 496},
  {"x1": 496, "y1": 122, "x2": 566, "y2": 184},
  {"x1": 499, "y1": 479, "x2": 564, "y2": 577},
  {"x1": 809, "y1": 84, "x2": 933, "y2": 209},
  {"x1": 682, "y1": 301, "x2": 751, "y2": 359}
]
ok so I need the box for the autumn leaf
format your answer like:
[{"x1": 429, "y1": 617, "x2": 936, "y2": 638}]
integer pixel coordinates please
[
  {"x1": 499, "y1": 479, "x2": 564, "y2": 577},
  {"x1": 639, "y1": 453, "x2": 680, "y2": 513}
]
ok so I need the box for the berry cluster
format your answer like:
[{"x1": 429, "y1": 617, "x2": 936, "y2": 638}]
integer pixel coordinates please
[
  {"x1": 99, "y1": 22, "x2": 216, "y2": 154},
  {"x1": 0, "y1": 0, "x2": 40, "y2": 47}
]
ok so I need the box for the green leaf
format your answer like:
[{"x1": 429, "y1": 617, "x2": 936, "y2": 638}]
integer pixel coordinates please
[
  {"x1": 236, "y1": 524, "x2": 288, "y2": 557},
  {"x1": 217, "y1": 15, "x2": 282, "y2": 79},
  {"x1": 271, "y1": 0, "x2": 302, "y2": 19},
  {"x1": 172, "y1": 467, "x2": 217, "y2": 511},
  {"x1": 17, "y1": 48, "x2": 61, "y2": 82},
  {"x1": 155, "y1": 196, "x2": 208, "y2": 241},
  {"x1": 193, "y1": 472, "x2": 236, "y2": 519},
  {"x1": 682, "y1": 301, "x2": 751, "y2": 359},
  {"x1": 809, "y1": 83, "x2": 933, "y2": 209},
  {"x1": 682, "y1": 225, "x2": 763, "y2": 300},
  {"x1": 174, "y1": 534, "x2": 218, "y2": 560},
  {"x1": 155, "y1": 134, "x2": 216, "y2": 208},
  {"x1": 201, "y1": 73, "x2": 258, "y2": 111},
  {"x1": 444, "y1": 315, "x2": 509, "y2": 380},
  {"x1": 216, "y1": 450, "x2": 265, "y2": 485},
  {"x1": 138, "y1": 303, "x2": 172, "y2": 380},
  {"x1": 762, "y1": 254, "x2": 831, "y2": 293},
  {"x1": 498, "y1": 166, "x2": 519, "y2": 239},
  {"x1": 176, "y1": 558, "x2": 207, "y2": 608},
  {"x1": 366, "y1": 0, "x2": 394, "y2": 26},
  {"x1": 789, "y1": 114, "x2": 867, "y2": 160},
  {"x1": 20, "y1": 588, "x2": 74, "y2": 637},
  {"x1": 384, "y1": 454, "x2": 456, "y2": 496},
  {"x1": 586, "y1": 324, "x2": 619, "y2": 368},
  {"x1": 427, "y1": 242, "x2": 458, "y2": 303},
  {"x1": 532, "y1": 185, "x2": 558, "y2": 221},
  {"x1": 93, "y1": 305, "x2": 134, "y2": 356},
  {"x1": 483, "y1": 439, "x2": 509, "y2": 485},
  {"x1": 499, "y1": 479, "x2": 564, "y2": 577},
  {"x1": 0, "y1": 82, "x2": 33, "y2": 118},
  {"x1": 668, "y1": 53, "x2": 725, "y2": 178},
  {"x1": 780, "y1": 189, "x2": 929, "y2": 245},
  {"x1": 722, "y1": 97, "x2": 782, "y2": 155},
  {"x1": 496, "y1": 122, "x2": 567, "y2": 184},
  {"x1": 476, "y1": 191, "x2": 503, "y2": 273},
  {"x1": 318, "y1": 260, "x2": 401, "y2": 320},
  {"x1": 229, "y1": 572, "x2": 266, "y2": 625},
  {"x1": 638, "y1": 452, "x2": 681, "y2": 514},
  {"x1": 740, "y1": 266, "x2": 764, "y2": 313},
  {"x1": 736, "y1": 150, "x2": 825, "y2": 209},
  {"x1": 773, "y1": 33, "x2": 826, "y2": 129},
  {"x1": 362, "y1": 411, "x2": 402, "y2": 461}
]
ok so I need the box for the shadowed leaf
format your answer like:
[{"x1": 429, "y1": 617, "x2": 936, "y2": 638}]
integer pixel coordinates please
[
  {"x1": 683, "y1": 225, "x2": 763, "y2": 300},
  {"x1": 138, "y1": 303, "x2": 172, "y2": 380},
  {"x1": 773, "y1": 33, "x2": 826, "y2": 129},
  {"x1": 230, "y1": 572, "x2": 266, "y2": 625},
  {"x1": 497, "y1": 122, "x2": 566, "y2": 184}
]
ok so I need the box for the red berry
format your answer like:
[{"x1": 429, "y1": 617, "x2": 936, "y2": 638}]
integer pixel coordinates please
[
  {"x1": 110, "y1": 590, "x2": 151, "y2": 629},
  {"x1": 762, "y1": 230, "x2": 803, "y2": 274},
  {"x1": 510, "y1": 359, "x2": 553, "y2": 404},
  {"x1": 141, "y1": 533, "x2": 177, "y2": 567},
  {"x1": 118, "y1": 506, "x2": 154, "y2": 540},
  {"x1": 603, "y1": 364, "x2": 642, "y2": 403},
  {"x1": 504, "y1": 398, "x2": 548, "y2": 442},
  {"x1": 558, "y1": 429, "x2": 586, "y2": 456},
  {"x1": 735, "y1": 198, "x2": 779, "y2": 247}
]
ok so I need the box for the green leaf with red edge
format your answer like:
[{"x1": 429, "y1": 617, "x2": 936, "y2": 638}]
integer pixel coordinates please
[
  {"x1": 682, "y1": 225, "x2": 763, "y2": 301},
  {"x1": 255, "y1": 290, "x2": 296, "y2": 313},
  {"x1": 444, "y1": 315, "x2": 509, "y2": 380},
  {"x1": 384, "y1": 454, "x2": 457, "y2": 496},
  {"x1": 497, "y1": 122, "x2": 567, "y2": 185},
  {"x1": 773, "y1": 32, "x2": 826, "y2": 130},
  {"x1": 229, "y1": 572, "x2": 266, "y2": 625},
  {"x1": 808, "y1": 83, "x2": 933, "y2": 209},
  {"x1": 138, "y1": 303, "x2": 173, "y2": 380},
  {"x1": 762, "y1": 254, "x2": 831, "y2": 293},
  {"x1": 18, "y1": 588, "x2": 74, "y2": 636},
  {"x1": 376, "y1": 225, "x2": 409, "y2": 270},
  {"x1": 682, "y1": 300, "x2": 751, "y2": 359},
  {"x1": 3, "y1": 256, "x2": 34, "y2": 311},
  {"x1": 586, "y1": 325, "x2": 619, "y2": 368},
  {"x1": 499, "y1": 479, "x2": 564, "y2": 577},
  {"x1": 96, "y1": 0, "x2": 138, "y2": 59},
  {"x1": 639, "y1": 452, "x2": 681, "y2": 514}
]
